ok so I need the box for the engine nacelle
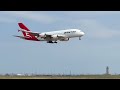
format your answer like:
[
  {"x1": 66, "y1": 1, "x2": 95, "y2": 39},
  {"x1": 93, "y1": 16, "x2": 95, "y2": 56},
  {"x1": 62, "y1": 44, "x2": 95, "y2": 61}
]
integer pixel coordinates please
[
  {"x1": 60, "y1": 38, "x2": 69, "y2": 41},
  {"x1": 52, "y1": 35, "x2": 58, "y2": 40}
]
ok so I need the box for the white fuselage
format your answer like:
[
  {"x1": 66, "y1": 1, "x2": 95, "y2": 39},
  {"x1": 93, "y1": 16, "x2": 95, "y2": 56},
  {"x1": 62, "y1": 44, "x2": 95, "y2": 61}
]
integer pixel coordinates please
[
  {"x1": 16, "y1": 23, "x2": 85, "y2": 43},
  {"x1": 36, "y1": 29, "x2": 85, "y2": 41}
]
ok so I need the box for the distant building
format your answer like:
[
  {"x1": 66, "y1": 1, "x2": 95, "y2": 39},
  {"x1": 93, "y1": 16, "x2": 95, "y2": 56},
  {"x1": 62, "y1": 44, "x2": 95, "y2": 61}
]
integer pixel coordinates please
[{"x1": 17, "y1": 74, "x2": 23, "y2": 76}]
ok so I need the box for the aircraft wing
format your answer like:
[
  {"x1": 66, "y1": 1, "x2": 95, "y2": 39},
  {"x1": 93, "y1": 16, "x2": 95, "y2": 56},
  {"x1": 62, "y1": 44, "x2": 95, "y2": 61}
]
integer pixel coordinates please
[
  {"x1": 44, "y1": 34, "x2": 66, "y2": 39},
  {"x1": 57, "y1": 35, "x2": 67, "y2": 39}
]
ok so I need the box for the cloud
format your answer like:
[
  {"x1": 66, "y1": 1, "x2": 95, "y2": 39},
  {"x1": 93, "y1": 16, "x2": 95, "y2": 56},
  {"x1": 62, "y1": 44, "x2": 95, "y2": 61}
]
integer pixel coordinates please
[
  {"x1": 64, "y1": 11, "x2": 120, "y2": 17},
  {"x1": 2, "y1": 11, "x2": 57, "y2": 24},
  {"x1": 54, "y1": 11, "x2": 120, "y2": 39},
  {"x1": 0, "y1": 16, "x2": 16, "y2": 23},
  {"x1": 93, "y1": 30, "x2": 120, "y2": 39},
  {"x1": 77, "y1": 19, "x2": 120, "y2": 39},
  {"x1": 1, "y1": 11, "x2": 120, "y2": 39}
]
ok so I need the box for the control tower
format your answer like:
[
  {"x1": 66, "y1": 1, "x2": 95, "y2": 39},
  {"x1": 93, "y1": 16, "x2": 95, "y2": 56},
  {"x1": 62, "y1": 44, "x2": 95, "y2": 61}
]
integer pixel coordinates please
[{"x1": 106, "y1": 66, "x2": 109, "y2": 75}]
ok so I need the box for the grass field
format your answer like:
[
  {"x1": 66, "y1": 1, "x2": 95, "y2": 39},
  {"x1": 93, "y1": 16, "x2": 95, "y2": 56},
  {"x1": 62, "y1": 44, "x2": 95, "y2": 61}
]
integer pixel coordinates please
[{"x1": 0, "y1": 75, "x2": 120, "y2": 79}]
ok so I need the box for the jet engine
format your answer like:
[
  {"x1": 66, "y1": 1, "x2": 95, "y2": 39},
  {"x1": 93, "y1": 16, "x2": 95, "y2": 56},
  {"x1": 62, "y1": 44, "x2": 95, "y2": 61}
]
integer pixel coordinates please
[
  {"x1": 52, "y1": 35, "x2": 59, "y2": 40},
  {"x1": 60, "y1": 38, "x2": 69, "y2": 41}
]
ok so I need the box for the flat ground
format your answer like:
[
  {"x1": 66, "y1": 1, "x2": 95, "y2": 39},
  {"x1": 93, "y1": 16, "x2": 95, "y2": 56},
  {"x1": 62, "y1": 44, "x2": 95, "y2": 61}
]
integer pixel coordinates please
[{"x1": 0, "y1": 75, "x2": 120, "y2": 79}]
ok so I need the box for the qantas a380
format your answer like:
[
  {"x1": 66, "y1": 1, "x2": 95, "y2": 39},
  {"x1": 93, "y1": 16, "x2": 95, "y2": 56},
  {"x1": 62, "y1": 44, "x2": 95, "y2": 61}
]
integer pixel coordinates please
[{"x1": 13, "y1": 23, "x2": 85, "y2": 43}]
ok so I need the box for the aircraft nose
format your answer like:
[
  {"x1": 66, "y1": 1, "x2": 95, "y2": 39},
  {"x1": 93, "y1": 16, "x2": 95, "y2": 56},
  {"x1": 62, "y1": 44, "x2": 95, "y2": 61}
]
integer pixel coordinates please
[{"x1": 81, "y1": 32, "x2": 85, "y2": 36}]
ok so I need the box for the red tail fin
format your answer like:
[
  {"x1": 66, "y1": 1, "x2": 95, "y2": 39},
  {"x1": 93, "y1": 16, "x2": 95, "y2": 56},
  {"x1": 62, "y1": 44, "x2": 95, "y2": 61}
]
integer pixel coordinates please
[
  {"x1": 18, "y1": 23, "x2": 30, "y2": 36},
  {"x1": 18, "y1": 23, "x2": 30, "y2": 31},
  {"x1": 18, "y1": 23, "x2": 38, "y2": 41}
]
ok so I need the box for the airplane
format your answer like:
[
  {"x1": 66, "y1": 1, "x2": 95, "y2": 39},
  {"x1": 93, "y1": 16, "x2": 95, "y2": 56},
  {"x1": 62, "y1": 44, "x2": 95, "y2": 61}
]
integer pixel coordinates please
[{"x1": 13, "y1": 23, "x2": 85, "y2": 43}]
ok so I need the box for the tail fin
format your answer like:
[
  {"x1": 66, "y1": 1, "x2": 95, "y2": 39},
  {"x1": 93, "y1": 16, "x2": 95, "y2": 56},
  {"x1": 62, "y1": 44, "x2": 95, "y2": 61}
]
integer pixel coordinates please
[
  {"x1": 18, "y1": 23, "x2": 30, "y2": 36},
  {"x1": 18, "y1": 23, "x2": 38, "y2": 41}
]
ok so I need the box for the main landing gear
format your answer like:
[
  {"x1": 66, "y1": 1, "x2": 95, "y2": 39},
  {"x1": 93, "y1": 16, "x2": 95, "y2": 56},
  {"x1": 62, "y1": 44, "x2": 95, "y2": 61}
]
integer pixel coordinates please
[
  {"x1": 47, "y1": 41, "x2": 57, "y2": 43},
  {"x1": 54, "y1": 41, "x2": 57, "y2": 43}
]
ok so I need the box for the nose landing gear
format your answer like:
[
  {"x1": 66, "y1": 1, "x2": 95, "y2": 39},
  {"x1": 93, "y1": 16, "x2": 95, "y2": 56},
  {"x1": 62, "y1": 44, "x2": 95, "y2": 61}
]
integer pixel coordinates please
[{"x1": 79, "y1": 37, "x2": 81, "y2": 40}]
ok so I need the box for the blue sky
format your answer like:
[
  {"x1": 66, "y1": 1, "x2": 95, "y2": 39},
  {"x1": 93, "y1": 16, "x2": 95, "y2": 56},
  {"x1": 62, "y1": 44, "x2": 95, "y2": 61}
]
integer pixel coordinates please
[{"x1": 0, "y1": 11, "x2": 120, "y2": 75}]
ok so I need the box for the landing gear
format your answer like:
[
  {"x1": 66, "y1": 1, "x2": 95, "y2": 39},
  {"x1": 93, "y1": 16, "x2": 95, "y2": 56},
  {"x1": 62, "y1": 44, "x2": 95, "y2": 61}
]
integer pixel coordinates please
[
  {"x1": 79, "y1": 37, "x2": 81, "y2": 40},
  {"x1": 47, "y1": 41, "x2": 53, "y2": 43},
  {"x1": 54, "y1": 41, "x2": 57, "y2": 43},
  {"x1": 47, "y1": 41, "x2": 57, "y2": 43}
]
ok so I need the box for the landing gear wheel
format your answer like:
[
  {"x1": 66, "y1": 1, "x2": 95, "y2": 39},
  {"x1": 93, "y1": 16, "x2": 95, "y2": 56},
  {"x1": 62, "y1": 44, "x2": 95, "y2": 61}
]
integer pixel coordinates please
[
  {"x1": 54, "y1": 41, "x2": 57, "y2": 43},
  {"x1": 47, "y1": 41, "x2": 53, "y2": 43}
]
